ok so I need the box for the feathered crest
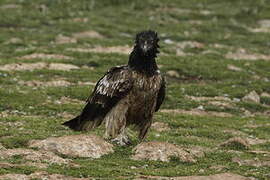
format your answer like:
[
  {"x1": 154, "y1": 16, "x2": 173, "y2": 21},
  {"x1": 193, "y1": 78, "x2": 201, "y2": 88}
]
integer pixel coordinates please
[{"x1": 135, "y1": 30, "x2": 159, "y2": 45}]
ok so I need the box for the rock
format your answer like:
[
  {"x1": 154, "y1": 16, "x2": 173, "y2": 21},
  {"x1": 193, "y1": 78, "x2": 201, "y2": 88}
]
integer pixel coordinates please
[
  {"x1": 0, "y1": 148, "x2": 70, "y2": 165},
  {"x1": 137, "y1": 173, "x2": 253, "y2": 180},
  {"x1": 227, "y1": 64, "x2": 243, "y2": 72},
  {"x1": 132, "y1": 141, "x2": 207, "y2": 162},
  {"x1": 151, "y1": 122, "x2": 170, "y2": 132},
  {"x1": 29, "y1": 135, "x2": 114, "y2": 158},
  {"x1": 219, "y1": 137, "x2": 250, "y2": 150},
  {"x1": 164, "y1": 39, "x2": 174, "y2": 44},
  {"x1": 166, "y1": 70, "x2": 180, "y2": 78},
  {"x1": 242, "y1": 91, "x2": 260, "y2": 103}
]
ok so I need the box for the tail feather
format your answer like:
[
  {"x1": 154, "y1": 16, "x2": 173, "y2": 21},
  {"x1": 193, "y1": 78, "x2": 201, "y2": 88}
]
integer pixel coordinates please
[
  {"x1": 62, "y1": 116, "x2": 81, "y2": 131},
  {"x1": 62, "y1": 102, "x2": 107, "y2": 131},
  {"x1": 62, "y1": 115, "x2": 103, "y2": 131}
]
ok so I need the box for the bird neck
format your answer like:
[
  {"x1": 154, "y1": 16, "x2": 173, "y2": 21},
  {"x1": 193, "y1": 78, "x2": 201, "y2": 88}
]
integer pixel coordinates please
[{"x1": 128, "y1": 46, "x2": 158, "y2": 75}]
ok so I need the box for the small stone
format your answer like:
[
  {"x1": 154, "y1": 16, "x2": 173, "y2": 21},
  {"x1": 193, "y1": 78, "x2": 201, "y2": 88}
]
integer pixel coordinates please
[
  {"x1": 55, "y1": 34, "x2": 77, "y2": 44},
  {"x1": 164, "y1": 39, "x2": 174, "y2": 44},
  {"x1": 227, "y1": 64, "x2": 243, "y2": 72},
  {"x1": 166, "y1": 70, "x2": 180, "y2": 78},
  {"x1": 242, "y1": 91, "x2": 260, "y2": 103}
]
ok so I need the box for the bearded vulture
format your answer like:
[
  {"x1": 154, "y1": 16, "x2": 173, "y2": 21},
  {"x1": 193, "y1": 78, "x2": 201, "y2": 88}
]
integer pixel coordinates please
[{"x1": 63, "y1": 30, "x2": 166, "y2": 145}]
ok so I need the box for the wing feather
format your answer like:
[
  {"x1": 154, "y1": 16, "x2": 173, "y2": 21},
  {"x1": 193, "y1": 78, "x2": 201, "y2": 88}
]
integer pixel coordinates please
[
  {"x1": 77, "y1": 65, "x2": 133, "y2": 130},
  {"x1": 155, "y1": 75, "x2": 166, "y2": 112}
]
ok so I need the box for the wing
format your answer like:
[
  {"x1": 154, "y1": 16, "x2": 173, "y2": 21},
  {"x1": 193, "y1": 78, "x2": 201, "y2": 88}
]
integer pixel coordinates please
[
  {"x1": 78, "y1": 65, "x2": 133, "y2": 129},
  {"x1": 155, "y1": 75, "x2": 166, "y2": 112}
]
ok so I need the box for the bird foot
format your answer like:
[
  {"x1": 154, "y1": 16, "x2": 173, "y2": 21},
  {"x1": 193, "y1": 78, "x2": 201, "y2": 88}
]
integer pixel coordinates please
[{"x1": 111, "y1": 135, "x2": 132, "y2": 146}]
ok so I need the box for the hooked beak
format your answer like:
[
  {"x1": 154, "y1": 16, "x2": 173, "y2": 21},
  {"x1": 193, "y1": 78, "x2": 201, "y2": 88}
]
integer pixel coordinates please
[{"x1": 141, "y1": 42, "x2": 150, "y2": 53}]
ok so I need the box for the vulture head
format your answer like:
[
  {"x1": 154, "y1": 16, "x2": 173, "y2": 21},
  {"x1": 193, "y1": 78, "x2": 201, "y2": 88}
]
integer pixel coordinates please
[{"x1": 135, "y1": 30, "x2": 160, "y2": 57}]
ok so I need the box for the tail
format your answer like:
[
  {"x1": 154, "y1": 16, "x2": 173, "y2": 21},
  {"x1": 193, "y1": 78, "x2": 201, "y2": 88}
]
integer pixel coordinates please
[
  {"x1": 62, "y1": 115, "x2": 103, "y2": 131},
  {"x1": 62, "y1": 116, "x2": 81, "y2": 131},
  {"x1": 62, "y1": 102, "x2": 106, "y2": 131}
]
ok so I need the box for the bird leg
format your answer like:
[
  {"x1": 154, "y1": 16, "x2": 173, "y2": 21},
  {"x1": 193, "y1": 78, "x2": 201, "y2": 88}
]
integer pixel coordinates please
[
  {"x1": 110, "y1": 129, "x2": 131, "y2": 146},
  {"x1": 138, "y1": 119, "x2": 152, "y2": 141}
]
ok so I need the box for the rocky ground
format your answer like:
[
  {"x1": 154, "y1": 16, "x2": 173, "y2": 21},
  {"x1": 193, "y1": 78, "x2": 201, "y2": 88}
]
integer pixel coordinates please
[{"x1": 0, "y1": 0, "x2": 270, "y2": 179}]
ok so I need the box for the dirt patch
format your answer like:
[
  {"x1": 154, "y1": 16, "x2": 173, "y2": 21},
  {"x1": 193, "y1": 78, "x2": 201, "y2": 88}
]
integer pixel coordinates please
[
  {"x1": 232, "y1": 157, "x2": 270, "y2": 167},
  {"x1": 18, "y1": 80, "x2": 72, "y2": 87},
  {"x1": 72, "y1": 30, "x2": 104, "y2": 39},
  {"x1": 0, "y1": 62, "x2": 79, "y2": 71},
  {"x1": 176, "y1": 41, "x2": 204, "y2": 49},
  {"x1": 67, "y1": 45, "x2": 131, "y2": 55},
  {"x1": 55, "y1": 34, "x2": 77, "y2": 44},
  {"x1": 223, "y1": 130, "x2": 247, "y2": 137},
  {"x1": 186, "y1": 95, "x2": 231, "y2": 102},
  {"x1": 71, "y1": 17, "x2": 89, "y2": 23},
  {"x1": 0, "y1": 148, "x2": 70, "y2": 165},
  {"x1": 175, "y1": 41, "x2": 204, "y2": 56},
  {"x1": 47, "y1": 63, "x2": 80, "y2": 70},
  {"x1": 137, "y1": 173, "x2": 252, "y2": 180},
  {"x1": 78, "y1": 81, "x2": 96, "y2": 86},
  {"x1": 246, "y1": 137, "x2": 268, "y2": 145},
  {"x1": 161, "y1": 109, "x2": 232, "y2": 117},
  {"x1": 244, "y1": 123, "x2": 270, "y2": 128},
  {"x1": 151, "y1": 122, "x2": 170, "y2": 132},
  {"x1": 0, "y1": 171, "x2": 88, "y2": 180},
  {"x1": 54, "y1": 96, "x2": 84, "y2": 105},
  {"x1": 242, "y1": 91, "x2": 260, "y2": 104},
  {"x1": 249, "y1": 150, "x2": 270, "y2": 156},
  {"x1": 4, "y1": 37, "x2": 23, "y2": 44},
  {"x1": 261, "y1": 92, "x2": 270, "y2": 97},
  {"x1": 220, "y1": 137, "x2": 250, "y2": 150},
  {"x1": 248, "y1": 19, "x2": 270, "y2": 33},
  {"x1": 29, "y1": 134, "x2": 114, "y2": 158},
  {"x1": 19, "y1": 53, "x2": 73, "y2": 60},
  {"x1": 208, "y1": 101, "x2": 234, "y2": 108},
  {"x1": 0, "y1": 4, "x2": 21, "y2": 9},
  {"x1": 227, "y1": 64, "x2": 243, "y2": 72},
  {"x1": 226, "y1": 48, "x2": 270, "y2": 61},
  {"x1": 132, "y1": 141, "x2": 207, "y2": 162}
]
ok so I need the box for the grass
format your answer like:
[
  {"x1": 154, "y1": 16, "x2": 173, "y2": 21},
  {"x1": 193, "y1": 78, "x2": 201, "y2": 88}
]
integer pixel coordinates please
[{"x1": 0, "y1": 0, "x2": 270, "y2": 179}]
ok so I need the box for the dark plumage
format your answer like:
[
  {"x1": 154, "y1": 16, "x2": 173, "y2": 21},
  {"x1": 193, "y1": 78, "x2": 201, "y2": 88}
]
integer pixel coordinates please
[{"x1": 63, "y1": 30, "x2": 165, "y2": 145}]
